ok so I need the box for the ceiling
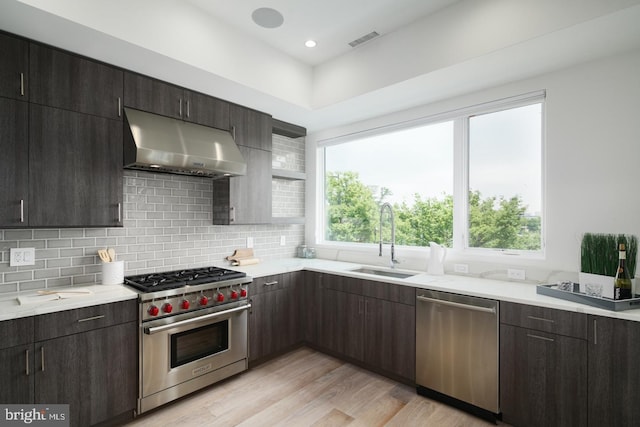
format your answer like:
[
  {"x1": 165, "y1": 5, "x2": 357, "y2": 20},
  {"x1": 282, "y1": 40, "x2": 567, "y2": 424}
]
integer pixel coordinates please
[
  {"x1": 2, "y1": 0, "x2": 640, "y2": 134},
  {"x1": 185, "y1": 0, "x2": 461, "y2": 66}
]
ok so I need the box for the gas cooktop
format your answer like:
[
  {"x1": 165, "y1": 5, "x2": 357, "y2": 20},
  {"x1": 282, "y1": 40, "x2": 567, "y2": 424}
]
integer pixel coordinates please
[{"x1": 124, "y1": 266, "x2": 247, "y2": 293}]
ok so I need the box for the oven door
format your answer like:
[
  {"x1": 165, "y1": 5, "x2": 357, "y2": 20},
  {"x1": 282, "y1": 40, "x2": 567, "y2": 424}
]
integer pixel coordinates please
[{"x1": 141, "y1": 304, "x2": 248, "y2": 398}]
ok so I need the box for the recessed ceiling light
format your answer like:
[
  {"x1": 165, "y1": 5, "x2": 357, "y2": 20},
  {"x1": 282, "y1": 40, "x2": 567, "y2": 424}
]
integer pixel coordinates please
[
  {"x1": 251, "y1": 7, "x2": 284, "y2": 29},
  {"x1": 305, "y1": 40, "x2": 317, "y2": 48}
]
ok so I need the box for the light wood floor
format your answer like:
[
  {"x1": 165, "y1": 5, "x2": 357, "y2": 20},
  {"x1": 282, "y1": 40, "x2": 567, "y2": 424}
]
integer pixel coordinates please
[{"x1": 125, "y1": 347, "x2": 501, "y2": 427}]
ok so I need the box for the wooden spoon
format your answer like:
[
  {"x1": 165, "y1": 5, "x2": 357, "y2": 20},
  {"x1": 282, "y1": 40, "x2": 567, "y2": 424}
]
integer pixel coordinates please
[
  {"x1": 98, "y1": 249, "x2": 110, "y2": 263},
  {"x1": 107, "y1": 248, "x2": 116, "y2": 262}
]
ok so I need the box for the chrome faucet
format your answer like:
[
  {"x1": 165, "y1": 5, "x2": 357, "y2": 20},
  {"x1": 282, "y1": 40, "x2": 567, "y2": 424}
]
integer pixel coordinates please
[{"x1": 379, "y1": 202, "x2": 399, "y2": 268}]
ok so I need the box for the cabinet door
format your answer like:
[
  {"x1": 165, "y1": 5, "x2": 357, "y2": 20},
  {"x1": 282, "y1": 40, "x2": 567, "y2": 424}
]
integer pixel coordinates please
[
  {"x1": 34, "y1": 322, "x2": 137, "y2": 427},
  {"x1": 0, "y1": 33, "x2": 28, "y2": 99},
  {"x1": 29, "y1": 105, "x2": 123, "y2": 227},
  {"x1": 0, "y1": 98, "x2": 29, "y2": 226},
  {"x1": 213, "y1": 145, "x2": 272, "y2": 224},
  {"x1": 29, "y1": 43, "x2": 123, "y2": 120},
  {"x1": 273, "y1": 272, "x2": 301, "y2": 352},
  {"x1": 229, "y1": 104, "x2": 272, "y2": 151},
  {"x1": 123, "y1": 72, "x2": 183, "y2": 119},
  {"x1": 500, "y1": 324, "x2": 587, "y2": 427},
  {"x1": 0, "y1": 316, "x2": 35, "y2": 404},
  {"x1": 184, "y1": 89, "x2": 230, "y2": 130},
  {"x1": 588, "y1": 316, "x2": 640, "y2": 426},
  {"x1": 248, "y1": 290, "x2": 277, "y2": 363},
  {"x1": 365, "y1": 298, "x2": 415, "y2": 381},
  {"x1": 301, "y1": 271, "x2": 323, "y2": 345},
  {"x1": 0, "y1": 345, "x2": 34, "y2": 404}
]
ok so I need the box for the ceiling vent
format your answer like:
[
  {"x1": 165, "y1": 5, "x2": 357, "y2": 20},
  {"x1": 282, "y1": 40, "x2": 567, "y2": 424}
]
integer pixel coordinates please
[{"x1": 348, "y1": 31, "x2": 380, "y2": 48}]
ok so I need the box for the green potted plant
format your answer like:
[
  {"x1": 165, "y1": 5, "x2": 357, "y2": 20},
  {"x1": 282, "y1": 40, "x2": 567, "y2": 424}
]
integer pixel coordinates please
[{"x1": 580, "y1": 233, "x2": 637, "y2": 298}]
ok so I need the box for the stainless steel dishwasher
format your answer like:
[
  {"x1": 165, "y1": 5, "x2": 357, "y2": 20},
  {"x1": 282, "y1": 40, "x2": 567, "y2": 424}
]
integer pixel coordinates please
[{"x1": 416, "y1": 289, "x2": 499, "y2": 421}]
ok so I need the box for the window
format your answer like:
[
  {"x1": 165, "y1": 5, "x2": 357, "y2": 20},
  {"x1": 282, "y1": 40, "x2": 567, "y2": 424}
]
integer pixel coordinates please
[
  {"x1": 324, "y1": 121, "x2": 454, "y2": 246},
  {"x1": 320, "y1": 92, "x2": 544, "y2": 255}
]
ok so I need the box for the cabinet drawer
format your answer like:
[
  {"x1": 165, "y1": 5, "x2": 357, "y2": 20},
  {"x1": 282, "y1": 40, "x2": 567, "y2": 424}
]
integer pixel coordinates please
[
  {"x1": 34, "y1": 300, "x2": 137, "y2": 341},
  {"x1": 501, "y1": 301, "x2": 587, "y2": 339},
  {"x1": 250, "y1": 271, "x2": 302, "y2": 296},
  {"x1": 0, "y1": 317, "x2": 34, "y2": 349}
]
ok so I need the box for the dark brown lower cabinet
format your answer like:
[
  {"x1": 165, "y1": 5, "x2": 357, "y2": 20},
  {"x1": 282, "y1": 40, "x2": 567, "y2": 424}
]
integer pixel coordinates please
[
  {"x1": 34, "y1": 322, "x2": 137, "y2": 427},
  {"x1": 500, "y1": 324, "x2": 588, "y2": 427},
  {"x1": 0, "y1": 301, "x2": 137, "y2": 427},
  {"x1": 588, "y1": 315, "x2": 640, "y2": 426},
  {"x1": 0, "y1": 317, "x2": 35, "y2": 404},
  {"x1": 313, "y1": 273, "x2": 415, "y2": 382},
  {"x1": 248, "y1": 272, "x2": 301, "y2": 363}
]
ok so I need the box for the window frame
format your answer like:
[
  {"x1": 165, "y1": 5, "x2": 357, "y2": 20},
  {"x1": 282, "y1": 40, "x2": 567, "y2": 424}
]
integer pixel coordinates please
[{"x1": 317, "y1": 90, "x2": 546, "y2": 259}]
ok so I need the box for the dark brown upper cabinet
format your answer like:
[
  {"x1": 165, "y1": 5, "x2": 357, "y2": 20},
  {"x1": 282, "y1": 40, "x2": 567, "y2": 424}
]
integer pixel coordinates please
[
  {"x1": 123, "y1": 71, "x2": 230, "y2": 130},
  {"x1": 0, "y1": 32, "x2": 28, "y2": 100},
  {"x1": 0, "y1": 98, "x2": 28, "y2": 227},
  {"x1": 29, "y1": 42, "x2": 123, "y2": 120},
  {"x1": 230, "y1": 103, "x2": 272, "y2": 151}
]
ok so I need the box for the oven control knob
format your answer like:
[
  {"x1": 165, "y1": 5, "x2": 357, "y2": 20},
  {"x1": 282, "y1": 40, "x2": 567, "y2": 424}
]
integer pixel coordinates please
[
  {"x1": 148, "y1": 305, "x2": 160, "y2": 316},
  {"x1": 181, "y1": 299, "x2": 190, "y2": 310},
  {"x1": 240, "y1": 288, "x2": 247, "y2": 297},
  {"x1": 217, "y1": 292, "x2": 225, "y2": 302},
  {"x1": 231, "y1": 290, "x2": 239, "y2": 299},
  {"x1": 162, "y1": 303, "x2": 173, "y2": 313},
  {"x1": 199, "y1": 296, "x2": 209, "y2": 306}
]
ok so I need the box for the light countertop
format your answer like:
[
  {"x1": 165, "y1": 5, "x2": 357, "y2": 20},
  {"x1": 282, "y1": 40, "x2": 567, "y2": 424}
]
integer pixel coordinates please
[
  {"x1": 229, "y1": 258, "x2": 640, "y2": 323},
  {"x1": 3, "y1": 257, "x2": 640, "y2": 323},
  {"x1": 0, "y1": 284, "x2": 137, "y2": 322}
]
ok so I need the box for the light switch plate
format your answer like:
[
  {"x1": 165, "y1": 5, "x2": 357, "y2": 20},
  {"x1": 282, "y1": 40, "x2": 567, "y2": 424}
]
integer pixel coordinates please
[
  {"x1": 454, "y1": 264, "x2": 469, "y2": 273},
  {"x1": 507, "y1": 268, "x2": 526, "y2": 280},
  {"x1": 246, "y1": 237, "x2": 254, "y2": 248},
  {"x1": 10, "y1": 247, "x2": 35, "y2": 267},
  {"x1": 280, "y1": 235, "x2": 286, "y2": 246}
]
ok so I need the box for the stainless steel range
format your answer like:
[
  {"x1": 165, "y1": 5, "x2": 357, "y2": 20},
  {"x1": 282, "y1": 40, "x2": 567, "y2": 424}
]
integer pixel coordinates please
[{"x1": 125, "y1": 266, "x2": 252, "y2": 414}]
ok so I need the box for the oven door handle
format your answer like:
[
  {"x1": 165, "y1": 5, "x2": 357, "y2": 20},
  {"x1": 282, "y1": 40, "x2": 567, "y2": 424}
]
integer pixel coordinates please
[{"x1": 144, "y1": 304, "x2": 251, "y2": 335}]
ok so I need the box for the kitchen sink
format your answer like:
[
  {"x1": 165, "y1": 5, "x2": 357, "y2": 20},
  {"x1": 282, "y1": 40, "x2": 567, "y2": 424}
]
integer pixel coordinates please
[{"x1": 350, "y1": 267, "x2": 417, "y2": 279}]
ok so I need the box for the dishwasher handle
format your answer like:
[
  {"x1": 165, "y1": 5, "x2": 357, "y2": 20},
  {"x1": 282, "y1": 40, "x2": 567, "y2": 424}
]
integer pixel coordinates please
[{"x1": 416, "y1": 295, "x2": 496, "y2": 314}]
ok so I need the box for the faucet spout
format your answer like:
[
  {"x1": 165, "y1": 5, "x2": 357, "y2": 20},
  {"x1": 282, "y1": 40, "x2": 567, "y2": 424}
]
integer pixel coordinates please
[{"x1": 379, "y1": 202, "x2": 399, "y2": 268}]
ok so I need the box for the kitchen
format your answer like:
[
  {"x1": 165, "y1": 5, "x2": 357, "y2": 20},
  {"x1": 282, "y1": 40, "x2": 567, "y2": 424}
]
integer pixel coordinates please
[{"x1": 1, "y1": 0, "x2": 640, "y2": 426}]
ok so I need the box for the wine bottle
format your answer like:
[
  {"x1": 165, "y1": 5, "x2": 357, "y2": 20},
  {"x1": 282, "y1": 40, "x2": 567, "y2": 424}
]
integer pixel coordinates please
[{"x1": 614, "y1": 243, "x2": 632, "y2": 300}]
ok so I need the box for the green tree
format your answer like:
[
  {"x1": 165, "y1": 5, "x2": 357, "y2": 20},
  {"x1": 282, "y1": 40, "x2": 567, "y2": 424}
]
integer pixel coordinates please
[
  {"x1": 395, "y1": 194, "x2": 453, "y2": 246},
  {"x1": 325, "y1": 171, "x2": 378, "y2": 242}
]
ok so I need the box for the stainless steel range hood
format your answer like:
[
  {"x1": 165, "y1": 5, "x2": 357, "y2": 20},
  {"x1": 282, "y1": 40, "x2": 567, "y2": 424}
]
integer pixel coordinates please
[{"x1": 123, "y1": 108, "x2": 246, "y2": 178}]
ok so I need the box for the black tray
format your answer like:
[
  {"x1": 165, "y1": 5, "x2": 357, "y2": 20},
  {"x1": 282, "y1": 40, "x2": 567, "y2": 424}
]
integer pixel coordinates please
[{"x1": 536, "y1": 284, "x2": 640, "y2": 311}]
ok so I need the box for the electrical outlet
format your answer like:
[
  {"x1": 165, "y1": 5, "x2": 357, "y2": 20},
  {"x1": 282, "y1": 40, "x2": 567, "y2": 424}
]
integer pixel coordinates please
[
  {"x1": 280, "y1": 235, "x2": 286, "y2": 246},
  {"x1": 507, "y1": 268, "x2": 526, "y2": 280},
  {"x1": 454, "y1": 264, "x2": 469, "y2": 273},
  {"x1": 246, "y1": 237, "x2": 254, "y2": 248},
  {"x1": 10, "y1": 248, "x2": 35, "y2": 267}
]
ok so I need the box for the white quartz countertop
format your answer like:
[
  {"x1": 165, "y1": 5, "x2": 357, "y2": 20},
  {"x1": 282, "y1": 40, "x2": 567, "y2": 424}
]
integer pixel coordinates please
[
  {"x1": 3, "y1": 258, "x2": 640, "y2": 323},
  {"x1": 230, "y1": 258, "x2": 640, "y2": 322},
  {"x1": 0, "y1": 284, "x2": 137, "y2": 322}
]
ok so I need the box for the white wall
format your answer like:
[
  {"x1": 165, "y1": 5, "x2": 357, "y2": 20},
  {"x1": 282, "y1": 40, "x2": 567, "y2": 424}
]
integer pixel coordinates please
[{"x1": 306, "y1": 48, "x2": 640, "y2": 280}]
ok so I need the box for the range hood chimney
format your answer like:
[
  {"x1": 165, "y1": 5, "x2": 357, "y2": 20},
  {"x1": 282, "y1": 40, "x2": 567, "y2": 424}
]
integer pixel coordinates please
[{"x1": 123, "y1": 108, "x2": 246, "y2": 178}]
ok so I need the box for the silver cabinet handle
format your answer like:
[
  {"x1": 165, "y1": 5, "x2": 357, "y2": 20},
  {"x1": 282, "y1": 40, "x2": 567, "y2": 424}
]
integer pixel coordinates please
[
  {"x1": 118, "y1": 97, "x2": 122, "y2": 117},
  {"x1": 527, "y1": 315, "x2": 555, "y2": 324},
  {"x1": 20, "y1": 73, "x2": 25, "y2": 96},
  {"x1": 179, "y1": 99, "x2": 183, "y2": 117},
  {"x1": 232, "y1": 125, "x2": 236, "y2": 141},
  {"x1": 230, "y1": 206, "x2": 235, "y2": 223},
  {"x1": 593, "y1": 319, "x2": 598, "y2": 345},
  {"x1": 186, "y1": 100, "x2": 190, "y2": 118},
  {"x1": 25, "y1": 349, "x2": 29, "y2": 376},
  {"x1": 527, "y1": 333, "x2": 554, "y2": 342},
  {"x1": 20, "y1": 199, "x2": 24, "y2": 223},
  {"x1": 416, "y1": 295, "x2": 496, "y2": 314},
  {"x1": 117, "y1": 203, "x2": 122, "y2": 223},
  {"x1": 78, "y1": 315, "x2": 105, "y2": 323},
  {"x1": 144, "y1": 304, "x2": 250, "y2": 335},
  {"x1": 264, "y1": 281, "x2": 278, "y2": 286},
  {"x1": 41, "y1": 346, "x2": 45, "y2": 372}
]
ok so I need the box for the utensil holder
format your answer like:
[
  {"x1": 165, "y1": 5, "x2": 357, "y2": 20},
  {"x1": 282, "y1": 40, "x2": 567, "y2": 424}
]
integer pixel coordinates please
[{"x1": 102, "y1": 261, "x2": 124, "y2": 285}]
